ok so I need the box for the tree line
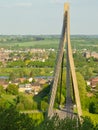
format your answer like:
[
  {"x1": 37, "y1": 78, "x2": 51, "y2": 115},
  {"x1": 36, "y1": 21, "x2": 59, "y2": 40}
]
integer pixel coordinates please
[{"x1": 0, "y1": 106, "x2": 98, "y2": 130}]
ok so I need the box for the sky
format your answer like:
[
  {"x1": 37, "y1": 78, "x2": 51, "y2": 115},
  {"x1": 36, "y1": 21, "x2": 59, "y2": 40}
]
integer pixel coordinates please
[{"x1": 0, "y1": 0, "x2": 98, "y2": 35}]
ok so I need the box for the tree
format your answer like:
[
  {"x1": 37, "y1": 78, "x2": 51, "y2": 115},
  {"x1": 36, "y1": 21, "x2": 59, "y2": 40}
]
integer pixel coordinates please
[
  {"x1": 0, "y1": 106, "x2": 34, "y2": 130},
  {"x1": 81, "y1": 117, "x2": 94, "y2": 130},
  {"x1": 76, "y1": 72, "x2": 87, "y2": 109},
  {"x1": 35, "y1": 115, "x2": 98, "y2": 130},
  {"x1": 0, "y1": 106, "x2": 98, "y2": 130},
  {"x1": 89, "y1": 102, "x2": 95, "y2": 113},
  {"x1": 96, "y1": 83, "x2": 98, "y2": 90},
  {"x1": 9, "y1": 72, "x2": 16, "y2": 81},
  {"x1": 7, "y1": 84, "x2": 18, "y2": 95},
  {"x1": 89, "y1": 97, "x2": 98, "y2": 114},
  {"x1": 16, "y1": 94, "x2": 34, "y2": 110},
  {"x1": 16, "y1": 102, "x2": 25, "y2": 110},
  {"x1": 29, "y1": 70, "x2": 33, "y2": 77},
  {"x1": 0, "y1": 85, "x2": 5, "y2": 97},
  {"x1": 85, "y1": 68, "x2": 93, "y2": 80},
  {"x1": 41, "y1": 101, "x2": 48, "y2": 112}
]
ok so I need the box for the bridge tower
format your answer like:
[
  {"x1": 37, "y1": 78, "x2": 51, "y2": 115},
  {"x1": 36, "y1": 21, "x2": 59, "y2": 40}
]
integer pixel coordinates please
[{"x1": 47, "y1": 3, "x2": 82, "y2": 120}]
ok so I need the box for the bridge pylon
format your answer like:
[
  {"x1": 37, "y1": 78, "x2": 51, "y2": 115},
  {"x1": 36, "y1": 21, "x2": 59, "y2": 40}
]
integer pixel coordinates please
[{"x1": 47, "y1": 3, "x2": 82, "y2": 121}]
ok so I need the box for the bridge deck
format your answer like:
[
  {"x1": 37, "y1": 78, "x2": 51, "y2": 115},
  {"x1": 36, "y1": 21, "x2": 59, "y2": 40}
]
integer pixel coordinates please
[{"x1": 52, "y1": 109, "x2": 78, "y2": 119}]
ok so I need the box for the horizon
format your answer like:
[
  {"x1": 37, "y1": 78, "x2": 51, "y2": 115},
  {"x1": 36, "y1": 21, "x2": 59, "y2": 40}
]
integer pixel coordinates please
[{"x1": 0, "y1": 34, "x2": 98, "y2": 36}]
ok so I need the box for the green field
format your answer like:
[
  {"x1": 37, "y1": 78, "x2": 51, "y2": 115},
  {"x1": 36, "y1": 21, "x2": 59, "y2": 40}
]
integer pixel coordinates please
[
  {"x1": 16, "y1": 39, "x2": 59, "y2": 49},
  {"x1": 0, "y1": 38, "x2": 59, "y2": 49},
  {"x1": 1, "y1": 36, "x2": 98, "y2": 51}
]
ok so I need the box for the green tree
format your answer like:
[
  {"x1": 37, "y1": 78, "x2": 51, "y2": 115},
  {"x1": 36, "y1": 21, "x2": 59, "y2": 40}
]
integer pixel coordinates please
[
  {"x1": 41, "y1": 101, "x2": 48, "y2": 112},
  {"x1": 96, "y1": 83, "x2": 98, "y2": 90},
  {"x1": 81, "y1": 117, "x2": 94, "y2": 130},
  {"x1": 89, "y1": 97, "x2": 98, "y2": 114},
  {"x1": 9, "y1": 72, "x2": 16, "y2": 81},
  {"x1": 7, "y1": 84, "x2": 18, "y2": 95},
  {"x1": 0, "y1": 85, "x2": 5, "y2": 97},
  {"x1": 84, "y1": 67, "x2": 93, "y2": 80},
  {"x1": 35, "y1": 115, "x2": 97, "y2": 130},
  {"x1": 16, "y1": 102, "x2": 25, "y2": 110},
  {"x1": 0, "y1": 106, "x2": 34, "y2": 130},
  {"x1": 16, "y1": 94, "x2": 34, "y2": 110},
  {"x1": 89, "y1": 102, "x2": 95, "y2": 113},
  {"x1": 76, "y1": 72, "x2": 87, "y2": 109}
]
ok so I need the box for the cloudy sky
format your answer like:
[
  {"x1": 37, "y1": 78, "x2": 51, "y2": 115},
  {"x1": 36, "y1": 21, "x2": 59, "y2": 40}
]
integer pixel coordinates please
[{"x1": 0, "y1": 0, "x2": 98, "y2": 35}]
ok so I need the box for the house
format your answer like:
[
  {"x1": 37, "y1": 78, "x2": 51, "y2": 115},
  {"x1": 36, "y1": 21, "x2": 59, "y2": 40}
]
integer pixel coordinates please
[
  {"x1": 84, "y1": 51, "x2": 91, "y2": 58},
  {"x1": 17, "y1": 78, "x2": 26, "y2": 83},
  {"x1": 89, "y1": 77, "x2": 98, "y2": 88},
  {"x1": 18, "y1": 84, "x2": 32, "y2": 93},
  {"x1": 25, "y1": 88, "x2": 32, "y2": 94},
  {"x1": 84, "y1": 51, "x2": 98, "y2": 59},
  {"x1": 0, "y1": 76, "x2": 9, "y2": 89},
  {"x1": 91, "y1": 52, "x2": 98, "y2": 59},
  {"x1": 38, "y1": 78, "x2": 47, "y2": 85},
  {"x1": 32, "y1": 82, "x2": 41, "y2": 95},
  {"x1": 18, "y1": 84, "x2": 26, "y2": 92}
]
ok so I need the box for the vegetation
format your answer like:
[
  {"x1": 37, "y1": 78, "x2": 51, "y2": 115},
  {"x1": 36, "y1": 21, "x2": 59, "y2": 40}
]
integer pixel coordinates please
[
  {"x1": 0, "y1": 106, "x2": 34, "y2": 130},
  {"x1": 0, "y1": 106, "x2": 98, "y2": 130},
  {"x1": 0, "y1": 35, "x2": 98, "y2": 127},
  {"x1": 36, "y1": 115, "x2": 98, "y2": 130},
  {"x1": 0, "y1": 35, "x2": 59, "y2": 49},
  {"x1": 6, "y1": 84, "x2": 18, "y2": 95},
  {"x1": 0, "y1": 67, "x2": 53, "y2": 77}
]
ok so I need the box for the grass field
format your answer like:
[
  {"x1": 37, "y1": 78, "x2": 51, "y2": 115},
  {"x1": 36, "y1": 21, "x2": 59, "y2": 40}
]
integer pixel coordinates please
[{"x1": 17, "y1": 39, "x2": 59, "y2": 49}]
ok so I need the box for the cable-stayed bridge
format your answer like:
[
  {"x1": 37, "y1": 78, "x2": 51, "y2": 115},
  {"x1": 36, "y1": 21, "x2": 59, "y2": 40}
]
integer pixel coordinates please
[{"x1": 47, "y1": 3, "x2": 82, "y2": 121}]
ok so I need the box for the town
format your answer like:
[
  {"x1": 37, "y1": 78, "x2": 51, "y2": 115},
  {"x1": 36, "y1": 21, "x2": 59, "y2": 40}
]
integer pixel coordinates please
[{"x1": 1, "y1": 45, "x2": 98, "y2": 95}]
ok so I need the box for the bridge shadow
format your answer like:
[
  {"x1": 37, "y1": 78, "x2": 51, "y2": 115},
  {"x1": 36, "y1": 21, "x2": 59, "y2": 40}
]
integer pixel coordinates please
[{"x1": 33, "y1": 84, "x2": 51, "y2": 110}]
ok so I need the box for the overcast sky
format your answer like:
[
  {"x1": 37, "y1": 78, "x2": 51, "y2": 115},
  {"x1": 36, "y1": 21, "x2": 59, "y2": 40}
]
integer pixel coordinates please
[{"x1": 0, "y1": 0, "x2": 98, "y2": 35}]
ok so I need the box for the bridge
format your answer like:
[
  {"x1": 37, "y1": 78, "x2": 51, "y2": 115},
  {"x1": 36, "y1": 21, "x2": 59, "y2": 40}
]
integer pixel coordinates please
[{"x1": 47, "y1": 3, "x2": 82, "y2": 121}]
